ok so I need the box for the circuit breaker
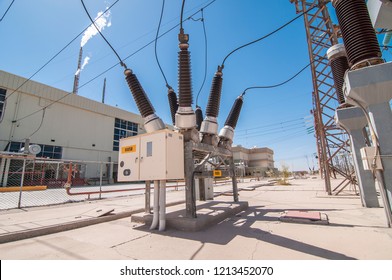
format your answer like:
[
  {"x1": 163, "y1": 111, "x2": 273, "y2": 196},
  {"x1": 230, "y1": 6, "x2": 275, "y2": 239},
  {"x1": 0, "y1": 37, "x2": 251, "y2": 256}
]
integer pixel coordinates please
[{"x1": 118, "y1": 129, "x2": 184, "y2": 181}]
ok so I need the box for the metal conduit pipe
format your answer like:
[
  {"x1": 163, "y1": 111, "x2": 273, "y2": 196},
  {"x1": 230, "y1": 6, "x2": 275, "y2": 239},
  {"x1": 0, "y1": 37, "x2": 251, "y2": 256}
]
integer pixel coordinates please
[
  {"x1": 158, "y1": 180, "x2": 166, "y2": 231},
  {"x1": 150, "y1": 180, "x2": 160, "y2": 230}
]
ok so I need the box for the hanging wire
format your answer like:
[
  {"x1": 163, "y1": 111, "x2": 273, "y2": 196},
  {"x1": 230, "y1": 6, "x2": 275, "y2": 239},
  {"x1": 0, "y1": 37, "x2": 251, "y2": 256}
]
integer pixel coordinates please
[
  {"x1": 242, "y1": 60, "x2": 315, "y2": 96},
  {"x1": 27, "y1": 108, "x2": 46, "y2": 139},
  {"x1": 180, "y1": 0, "x2": 186, "y2": 30},
  {"x1": 0, "y1": 0, "x2": 15, "y2": 22},
  {"x1": 78, "y1": 0, "x2": 217, "y2": 90},
  {"x1": 12, "y1": 0, "x2": 218, "y2": 123},
  {"x1": 220, "y1": 4, "x2": 316, "y2": 68},
  {"x1": 154, "y1": 0, "x2": 170, "y2": 89},
  {"x1": 80, "y1": 0, "x2": 127, "y2": 68},
  {"x1": 195, "y1": 8, "x2": 208, "y2": 106}
]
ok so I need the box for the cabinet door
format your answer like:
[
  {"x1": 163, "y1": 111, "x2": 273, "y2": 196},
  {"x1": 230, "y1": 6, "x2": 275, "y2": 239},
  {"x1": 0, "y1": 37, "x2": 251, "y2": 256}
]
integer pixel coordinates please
[
  {"x1": 118, "y1": 137, "x2": 140, "y2": 181},
  {"x1": 139, "y1": 132, "x2": 166, "y2": 180}
]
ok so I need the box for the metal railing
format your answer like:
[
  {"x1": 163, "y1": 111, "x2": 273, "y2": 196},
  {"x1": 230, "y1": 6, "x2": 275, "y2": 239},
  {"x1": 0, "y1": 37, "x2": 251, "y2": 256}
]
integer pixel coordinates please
[{"x1": 0, "y1": 155, "x2": 149, "y2": 210}]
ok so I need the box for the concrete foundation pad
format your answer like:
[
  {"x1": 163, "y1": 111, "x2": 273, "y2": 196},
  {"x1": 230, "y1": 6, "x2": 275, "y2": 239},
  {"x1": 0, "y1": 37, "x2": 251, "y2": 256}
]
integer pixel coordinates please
[
  {"x1": 132, "y1": 200, "x2": 249, "y2": 231},
  {"x1": 280, "y1": 210, "x2": 329, "y2": 225}
]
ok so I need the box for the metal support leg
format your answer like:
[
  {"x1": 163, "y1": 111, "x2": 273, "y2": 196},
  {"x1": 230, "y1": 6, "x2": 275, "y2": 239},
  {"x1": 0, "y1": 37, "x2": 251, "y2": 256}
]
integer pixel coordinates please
[
  {"x1": 158, "y1": 180, "x2": 166, "y2": 231},
  {"x1": 199, "y1": 178, "x2": 206, "y2": 201},
  {"x1": 230, "y1": 158, "x2": 239, "y2": 202},
  {"x1": 145, "y1": 180, "x2": 151, "y2": 213},
  {"x1": 335, "y1": 107, "x2": 380, "y2": 207},
  {"x1": 150, "y1": 180, "x2": 160, "y2": 230},
  {"x1": 184, "y1": 142, "x2": 196, "y2": 218},
  {"x1": 17, "y1": 159, "x2": 26, "y2": 209}
]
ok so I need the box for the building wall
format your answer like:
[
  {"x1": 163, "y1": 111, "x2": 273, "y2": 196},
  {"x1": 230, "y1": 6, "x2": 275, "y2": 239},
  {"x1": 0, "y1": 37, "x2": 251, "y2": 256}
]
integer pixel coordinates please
[
  {"x1": 0, "y1": 71, "x2": 145, "y2": 179},
  {"x1": 232, "y1": 145, "x2": 275, "y2": 176}
]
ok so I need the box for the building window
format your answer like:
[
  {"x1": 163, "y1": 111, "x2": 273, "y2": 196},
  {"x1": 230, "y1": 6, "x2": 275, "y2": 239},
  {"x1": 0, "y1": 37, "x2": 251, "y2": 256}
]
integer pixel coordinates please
[
  {"x1": 0, "y1": 88, "x2": 6, "y2": 121},
  {"x1": 8, "y1": 141, "x2": 62, "y2": 159},
  {"x1": 113, "y1": 118, "x2": 138, "y2": 151}
]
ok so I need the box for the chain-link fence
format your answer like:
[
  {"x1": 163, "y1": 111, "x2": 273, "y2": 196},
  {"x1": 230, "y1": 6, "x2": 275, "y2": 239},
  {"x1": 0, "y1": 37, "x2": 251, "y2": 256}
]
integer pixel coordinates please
[{"x1": 0, "y1": 155, "x2": 151, "y2": 210}]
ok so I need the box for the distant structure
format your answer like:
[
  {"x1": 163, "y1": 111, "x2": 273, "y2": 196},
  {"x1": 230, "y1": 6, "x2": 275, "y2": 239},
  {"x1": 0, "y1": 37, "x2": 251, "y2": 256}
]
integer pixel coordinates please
[
  {"x1": 72, "y1": 47, "x2": 83, "y2": 95},
  {"x1": 0, "y1": 70, "x2": 145, "y2": 180},
  {"x1": 231, "y1": 145, "x2": 276, "y2": 177}
]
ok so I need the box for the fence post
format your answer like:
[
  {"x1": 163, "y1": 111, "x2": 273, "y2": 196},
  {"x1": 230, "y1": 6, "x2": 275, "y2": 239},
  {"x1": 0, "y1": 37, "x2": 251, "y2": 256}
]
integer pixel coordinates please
[
  {"x1": 17, "y1": 158, "x2": 26, "y2": 209},
  {"x1": 99, "y1": 161, "x2": 103, "y2": 199}
]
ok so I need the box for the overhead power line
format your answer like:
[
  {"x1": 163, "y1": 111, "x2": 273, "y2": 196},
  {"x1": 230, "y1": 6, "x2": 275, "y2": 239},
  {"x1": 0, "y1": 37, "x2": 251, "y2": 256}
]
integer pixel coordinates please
[
  {"x1": 80, "y1": 0, "x2": 127, "y2": 68},
  {"x1": 78, "y1": 0, "x2": 217, "y2": 90},
  {"x1": 235, "y1": 123, "x2": 306, "y2": 139},
  {"x1": 220, "y1": 4, "x2": 316, "y2": 67},
  {"x1": 0, "y1": 0, "x2": 15, "y2": 22},
  {"x1": 235, "y1": 117, "x2": 305, "y2": 133},
  {"x1": 242, "y1": 60, "x2": 315, "y2": 95},
  {"x1": 3, "y1": 0, "x2": 121, "y2": 103},
  {"x1": 195, "y1": 8, "x2": 208, "y2": 106},
  {"x1": 12, "y1": 0, "x2": 218, "y2": 123}
]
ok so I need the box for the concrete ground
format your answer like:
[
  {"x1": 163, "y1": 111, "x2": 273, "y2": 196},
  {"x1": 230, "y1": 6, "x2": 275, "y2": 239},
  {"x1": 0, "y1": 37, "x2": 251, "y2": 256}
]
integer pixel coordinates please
[{"x1": 0, "y1": 177, "x2": 392, "y2": 260}]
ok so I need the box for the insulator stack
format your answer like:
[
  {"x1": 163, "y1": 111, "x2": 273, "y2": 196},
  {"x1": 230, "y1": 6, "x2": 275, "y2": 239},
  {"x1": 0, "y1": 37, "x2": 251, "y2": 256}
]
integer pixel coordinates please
[
  {"x1": 327, "y1": 44, "x2": 350, "y2": 105},
  {"x1": 205, "y1": 72, "x2": 223, "y2": 118},
  {"x1": 178, "y1": 47, "x2": 193, "y2": 107},
  {"x1": 331, "y1": 57, "x2": 349, "y2": 104},
  {"x1": 195, "y1": 106, "x2": 203, "y2": 131},
  {"x1": 167, "y1": 88, "x2": 178, "y2": 125},
  {"x1": 124, "y1": 69, "x2": 155, "y2": 118},
  {"x1": 332, "y1": 0, "x2": 382, "y2": 68},
  {"x1": 224, "y1": 95, "x2": 243, "y2": 129}
]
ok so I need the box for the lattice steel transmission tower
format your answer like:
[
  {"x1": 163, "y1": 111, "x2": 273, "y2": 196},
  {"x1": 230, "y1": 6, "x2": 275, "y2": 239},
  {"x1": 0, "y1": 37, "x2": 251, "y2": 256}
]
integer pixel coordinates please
[{"x1": 290, "y1": 0, "x2": 356, "y2": 195}]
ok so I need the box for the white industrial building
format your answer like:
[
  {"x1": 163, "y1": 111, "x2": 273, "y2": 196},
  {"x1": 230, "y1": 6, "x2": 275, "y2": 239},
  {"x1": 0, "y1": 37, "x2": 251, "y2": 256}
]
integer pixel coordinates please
[
  {"x1": 0, "y1": 70, "x2": 147, "y2": 180},
  {"x1": 232, "y1": 145, "x2": 276, "y2": 177}
]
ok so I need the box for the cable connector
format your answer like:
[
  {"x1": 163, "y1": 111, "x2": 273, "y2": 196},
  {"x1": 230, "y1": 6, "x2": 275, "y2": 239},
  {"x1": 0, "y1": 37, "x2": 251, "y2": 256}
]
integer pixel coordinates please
[{"x1": 179, "y1": 28, "x2": 189, "y2": 45}]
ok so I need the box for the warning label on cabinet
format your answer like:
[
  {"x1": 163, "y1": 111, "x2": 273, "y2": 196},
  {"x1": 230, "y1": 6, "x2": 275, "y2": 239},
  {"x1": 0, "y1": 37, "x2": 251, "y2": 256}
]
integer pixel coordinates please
[{"x1": 121, "y1": 145, "x2": 136, "y2": 154}]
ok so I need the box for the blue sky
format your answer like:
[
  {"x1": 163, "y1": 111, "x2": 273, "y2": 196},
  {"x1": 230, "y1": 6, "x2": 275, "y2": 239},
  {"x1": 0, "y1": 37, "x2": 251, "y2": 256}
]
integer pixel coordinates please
[{"x1": 1, "y1": 0, "x2": 391, "y2": 171}]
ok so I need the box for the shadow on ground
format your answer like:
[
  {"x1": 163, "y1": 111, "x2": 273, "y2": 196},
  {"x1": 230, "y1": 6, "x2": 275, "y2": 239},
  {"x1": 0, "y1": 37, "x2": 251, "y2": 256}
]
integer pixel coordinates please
[{"x1": 133, "y1": 205, "x2": 357, "y2": 260}]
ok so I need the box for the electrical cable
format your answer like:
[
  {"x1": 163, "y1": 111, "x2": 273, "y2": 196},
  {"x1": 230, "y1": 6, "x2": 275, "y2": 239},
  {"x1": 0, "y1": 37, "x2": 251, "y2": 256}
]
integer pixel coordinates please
[
  {"x1": 220, "y1": 4, "x2": 316, "y2": 68},
  {"x1": 78, "y1": 0, "x2": 217, "y2": 90},
  {"x1": 154, "y1": 0, "x2": 170, "y2": 89},
  {"x1": 241, "y1": 60, "x2": 314, "y2": 96},
  {"x1": 180, "y1": 0, "x2": 186, "y2": 30},
  {"x1": 3, "y1": 1, "x2": 120, "y2": 103},
  {"x1": 195, "y1": 8, "x2": 208, "y2": 107},
  {"x1": 12, "y1": 0, "x2": 218, "y2": 123},
  {"x1": 235, "y1": 120, "x2": 306, "y2": 137},
  {"x1": 235, "y1": 124, "x2": 307, "y2": 139},
  {"x1": 80, "y1": 0, "x2": 126, "y2": 68},
  {"x1": 236, "y1": 117, "x2": 304, "y2": 133},
  {"x1": 27, "y1": 108, "x2": 46, "y2": 139},
  {"x1": 0, "y1": 0, "x2": 15, "y2": 22}
]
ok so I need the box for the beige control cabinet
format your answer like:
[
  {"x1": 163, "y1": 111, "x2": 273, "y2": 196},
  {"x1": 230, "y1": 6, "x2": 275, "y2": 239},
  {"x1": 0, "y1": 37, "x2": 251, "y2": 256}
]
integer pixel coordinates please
[{"x1": 118, "y1": 129, "x2": 184, "y2": 181}]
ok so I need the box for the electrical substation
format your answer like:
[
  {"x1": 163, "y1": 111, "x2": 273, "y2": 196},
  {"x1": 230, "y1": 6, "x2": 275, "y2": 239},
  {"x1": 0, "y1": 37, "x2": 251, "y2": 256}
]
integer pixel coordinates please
[
  {"x1": 114, "y1": 0, "x2": 392, "y2": 230},
  {"x1": 1, "y1": 0, "x2": 392, "y2": 240}
]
